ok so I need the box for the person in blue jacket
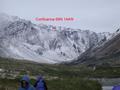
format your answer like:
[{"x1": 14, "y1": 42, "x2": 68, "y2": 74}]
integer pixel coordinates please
[
  {"x1": 34, "y1": 76, "x2": 47, "y2": 90},
  {"x1": 112, "y1": 85, "x2": 120, "y2": 90},
  {"x1": 18, "y1": 75, "x2": 35, "y2": 90}
]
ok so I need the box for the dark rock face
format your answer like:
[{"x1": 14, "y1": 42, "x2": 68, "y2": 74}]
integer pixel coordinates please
[{"x1": 70, "y1": 32, "x2": 120, "y2": 66}]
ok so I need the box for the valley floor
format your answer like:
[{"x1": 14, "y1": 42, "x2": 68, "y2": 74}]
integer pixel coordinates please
[{"x1": 0, "y1": 57, "x2": 120, "y2": 90}]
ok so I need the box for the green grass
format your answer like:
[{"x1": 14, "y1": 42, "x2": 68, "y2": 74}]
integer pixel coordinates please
[
  {"x1": 0, "y1": 79, "x2": 18, "y2": 90},
  {"x1": 0, "y1": 78, "x2": 102, "y2": 90},
  {"x1": 1, "y1": 57, "x2": 120, "y2": 90},
  {"x1": 90, "y1": 66, "x2": 120, "y2": 78},
  {"x1": 46, "y1": 78, "x2": 101, "y2": 90},
  {"x1": 1, "y1": 57, "x2": 120, "y2": 78}
]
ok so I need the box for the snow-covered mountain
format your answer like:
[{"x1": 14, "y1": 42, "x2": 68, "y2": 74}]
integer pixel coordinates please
[
  {"x1": 69, "y1": 28, "x2": 120, "y2": 66},
  {"x1": 0, "y1": 13, "x2": 112, "y2": 63}
]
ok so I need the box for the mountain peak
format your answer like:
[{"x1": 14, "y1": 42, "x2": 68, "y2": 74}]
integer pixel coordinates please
[{"x1": 0, "y1": 14, "x2": 113, "y2": 64}]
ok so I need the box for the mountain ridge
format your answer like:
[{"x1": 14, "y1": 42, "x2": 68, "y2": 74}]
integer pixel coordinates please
[
  {"x1": 0, "y1": 13, "x2": 112, "y2": 64},
  {"x1": 69, "y1": 29, "x2": 120, "y2": 66}
]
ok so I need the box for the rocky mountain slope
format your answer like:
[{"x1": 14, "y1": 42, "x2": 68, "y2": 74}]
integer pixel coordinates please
[
  {"x1": 0, "y1": 13, "x2": 112, "y2": 63},
  {"x1": 70, "y1": 29, "x2": 120, "y2": 66}
]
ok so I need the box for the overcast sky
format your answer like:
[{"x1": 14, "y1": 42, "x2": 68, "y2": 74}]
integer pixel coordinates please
[{"x1": 0, "y1": 0, "x2": 120, "y2": 33}]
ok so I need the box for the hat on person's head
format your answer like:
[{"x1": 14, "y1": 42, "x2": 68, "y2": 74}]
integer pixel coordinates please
[{"x1": 21, "y1": 75, "x2": 30, "y2": 83}]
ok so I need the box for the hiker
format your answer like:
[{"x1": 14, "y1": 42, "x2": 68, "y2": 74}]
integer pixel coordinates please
[
  {"x1": 18, "y1": 75, "x2": 35, "y2": 90},
  {"x1": 34, "y1": 76, "x2": 47, "y2": 90},
  {"x1": 112, "y1": 85, "x2": 120, "y2": 90}
]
